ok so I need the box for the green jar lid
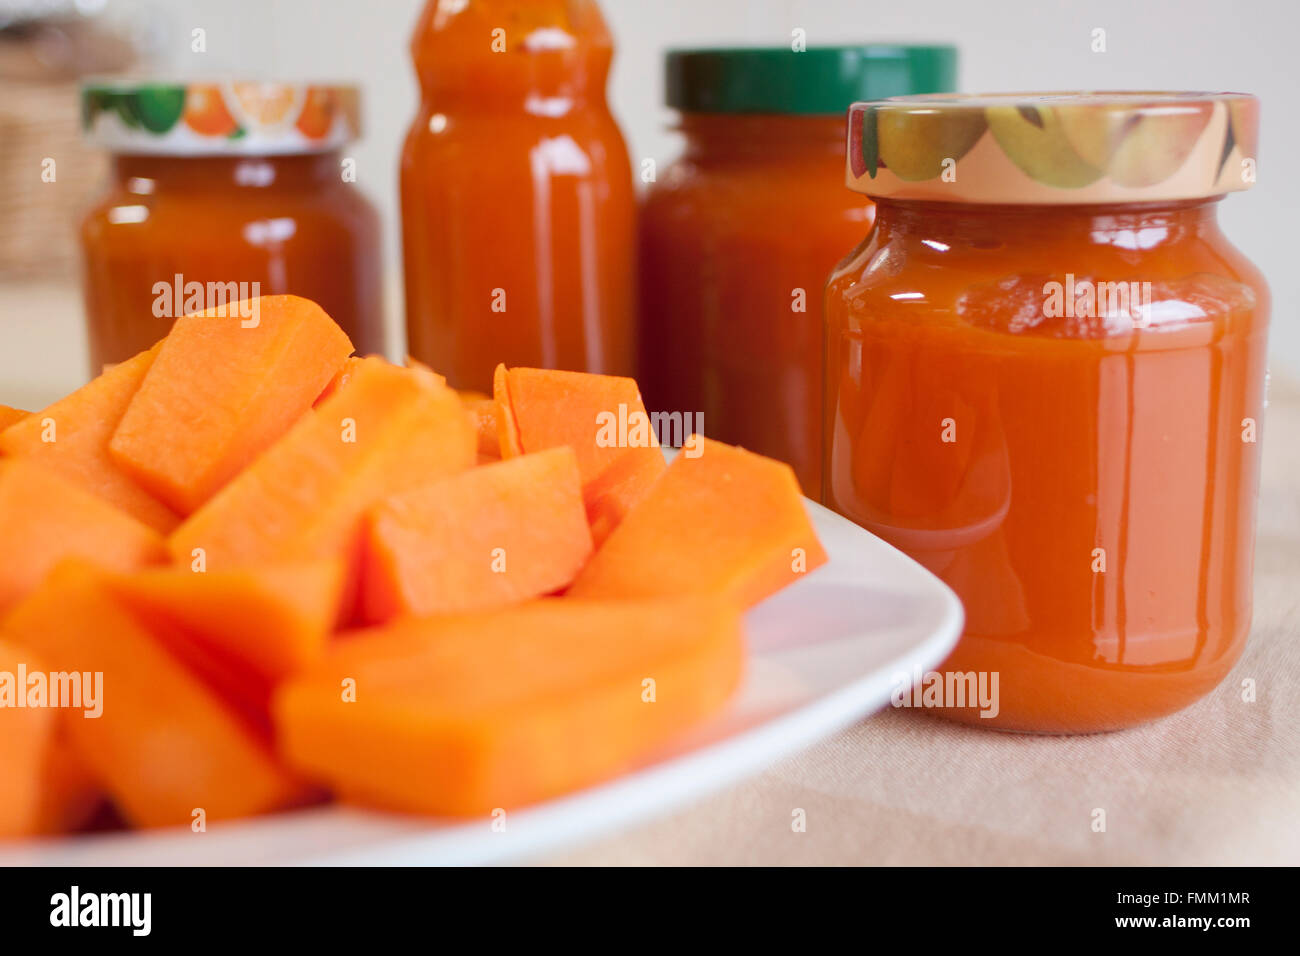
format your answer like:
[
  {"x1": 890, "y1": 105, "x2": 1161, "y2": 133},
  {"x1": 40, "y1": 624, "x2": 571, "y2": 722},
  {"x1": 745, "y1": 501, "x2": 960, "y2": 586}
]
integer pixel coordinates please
[{"x1": 665, "y1": 45, "x2": 957, "y2": 116}]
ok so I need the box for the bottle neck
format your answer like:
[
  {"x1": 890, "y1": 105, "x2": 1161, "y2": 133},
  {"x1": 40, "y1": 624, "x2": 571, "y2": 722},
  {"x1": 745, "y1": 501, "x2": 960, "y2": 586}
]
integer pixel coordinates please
[
  {"x1": 410, "y1": 0, "x2": 614, "y2": 108},
  {"x1": 677, "y1": 113, "x2": 846, "y2": 162},
  {"x1": 110, "y1": 151, "x2": 345, "y2": 191},
  {"x1": 870, "y1": 196, "x2": 1225, "y2": 249}
]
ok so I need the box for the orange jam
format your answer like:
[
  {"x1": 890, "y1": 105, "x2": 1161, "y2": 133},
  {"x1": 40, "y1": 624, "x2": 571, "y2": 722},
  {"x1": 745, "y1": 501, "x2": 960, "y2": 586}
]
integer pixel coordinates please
[
  {"x1": 824, "y1": 94, "x2": 1268, "y2": 732},
  {"x1": 400, "y1": 0, "x2": 635, "y2": 394},
  {"x1": 638, "y1": 47, "x2": 956, "y2": 495},
  {"x1": 79, "y1": 83, "x2": 383, "y2": 372}
]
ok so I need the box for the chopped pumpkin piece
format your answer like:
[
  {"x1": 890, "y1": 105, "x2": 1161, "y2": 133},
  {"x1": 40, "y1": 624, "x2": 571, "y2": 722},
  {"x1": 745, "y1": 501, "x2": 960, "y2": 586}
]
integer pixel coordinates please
[
  {"x1": 492, "y1": 363, "x2": 524, "y2": 458},
  {"x1": 492, "y1": 364, "x2": 666, "y2": 538},
  {"x1": 314, "y1": 355, "x2": 366, "y2": 407},
  {"x1": 3, "y1": 562, "x2": 303, "y2": 828},
  {"x1": 0, "y1": 343, "x2": 179, "y2": 533},
  {"x1": 0, "y1": 460, "x2": 166, "y2": 616},
  {"x1": 109, "y1": 559, "x2": 343, "y2": 688},
  {"x1": 168, "y1": 358, "x2": 476, "y2": 590},
  {"x1": 36, "y1": 733, "x2": 105, "y2": 835},
  {"x1": 568, "y1": 437, "x2": 826, "y2": 607},
  {"x1": 361, "y1": 447, "x2": 592, "y2": 622},
  {"x1": 585, "y1": 441, "x2": 668, "y2": 546},
  {"x1": 0, "y1": 639, "x2": 55, "y2": 839},
  {"x1": 109, "y1": 295, "x2": 354, "y2": 514},
  {"x1": 460, "y1": 393, "x2": 502, "y2": 463},
  {"x1": 275, "y1": 597, "x2": 744, "y2": 816},
  {"x1": 0, "y1": 405, "x2": 30, "y2": 430}
]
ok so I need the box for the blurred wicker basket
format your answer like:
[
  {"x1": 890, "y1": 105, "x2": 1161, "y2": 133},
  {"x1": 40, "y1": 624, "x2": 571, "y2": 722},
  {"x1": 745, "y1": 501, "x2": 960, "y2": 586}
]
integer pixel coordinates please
[
  {"x1": 0, "y1": 78, "x2": 107, "y2": 278},
  {"x1": 0, "y1": 7, "x2": 136, "y2": 278}
]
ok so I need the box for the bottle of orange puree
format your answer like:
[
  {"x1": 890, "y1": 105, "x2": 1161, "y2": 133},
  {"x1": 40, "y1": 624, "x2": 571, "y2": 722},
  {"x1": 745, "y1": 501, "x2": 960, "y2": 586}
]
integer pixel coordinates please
[{"x1": 401, "y1": 0, "x2": 635, "y2": 393}]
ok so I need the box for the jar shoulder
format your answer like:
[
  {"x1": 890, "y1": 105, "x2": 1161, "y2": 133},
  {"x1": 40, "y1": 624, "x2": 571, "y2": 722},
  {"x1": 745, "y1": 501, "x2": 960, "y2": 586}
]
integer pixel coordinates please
[
  {"x1": 826, "y1": 216, "x2": 1269, "y2": 335},
  {"x1": 81, "y1": 180, "x2": 380, "y2": 252},
  {"x1": 400, "y1": 111, "x2": 633, "y2": 198},
  {"x1": 643, "y1": 154, "x2": 869, "y2": 229},
  {"x1": 402, "y1": 106, "x2": 630, "y2": 153},
  {"x1": 83, "y1": 177, "x2": 377, "y2": 219}
]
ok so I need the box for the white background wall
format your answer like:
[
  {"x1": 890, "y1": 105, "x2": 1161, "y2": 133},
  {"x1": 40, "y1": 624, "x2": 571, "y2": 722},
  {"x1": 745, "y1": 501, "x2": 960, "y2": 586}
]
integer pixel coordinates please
[{"x1": 141, "y1": 0, "x2": 1297, "y2": 372}]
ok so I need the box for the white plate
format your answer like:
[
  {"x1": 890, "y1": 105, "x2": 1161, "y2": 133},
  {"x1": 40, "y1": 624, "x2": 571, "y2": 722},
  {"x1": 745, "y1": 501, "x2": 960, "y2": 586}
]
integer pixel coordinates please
[{"x1": 0, "y1": 498, "x2": 963, "y2": 867}]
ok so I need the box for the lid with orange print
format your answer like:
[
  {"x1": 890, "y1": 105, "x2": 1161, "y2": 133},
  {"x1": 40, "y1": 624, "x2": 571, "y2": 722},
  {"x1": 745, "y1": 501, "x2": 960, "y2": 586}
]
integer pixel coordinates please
[
  {"x1": 846, "y1": 92, "x2": 1259, "y2": 204},
  {"x1": 81, "y1": 81, "x2": 361, "y2": 155}
]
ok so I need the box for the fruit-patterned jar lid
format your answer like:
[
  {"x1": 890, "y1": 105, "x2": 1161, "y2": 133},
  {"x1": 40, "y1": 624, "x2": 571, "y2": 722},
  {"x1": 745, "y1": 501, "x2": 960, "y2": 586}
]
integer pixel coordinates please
[
  {"x1": 846, "y1": 92, "x2": 1259, "y2": 204},
  {"x1": 81, "y1": 81, "x2": 361, "y2": 155}
]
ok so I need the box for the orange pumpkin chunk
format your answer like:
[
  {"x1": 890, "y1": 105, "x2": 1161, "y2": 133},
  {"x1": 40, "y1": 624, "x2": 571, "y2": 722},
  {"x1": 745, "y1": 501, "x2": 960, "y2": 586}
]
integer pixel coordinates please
[
  {"x1": 0, "y1": 343, "x2": 179, "y2": 532},
  {"x1": 0, "y1": 639, "x2": 55, "y2": 840},
  {"x1": 169, "y1": 357, "x2": 475, "y2": 573},
  {"x1": 275, "y1": 597, "x2": 744, "y2": 816},
  {"x1": 361, "y1": 447, "x2": 591, "y2": 622},
  {"x1": 569, "y1": 437, "x2": 826, "y2": 607},
  {"x1": 4, "y1": 562, "x2": 301, "y2": 828},
  {"x1": 110, "y1": 295, "x2": 354, "y2": 514},
  {"x1": 0, "y1": 459, "x2": 166, "y2": 617},
  {"x1": 493, "y1": 364, "x2": 666, "y2": 542}
]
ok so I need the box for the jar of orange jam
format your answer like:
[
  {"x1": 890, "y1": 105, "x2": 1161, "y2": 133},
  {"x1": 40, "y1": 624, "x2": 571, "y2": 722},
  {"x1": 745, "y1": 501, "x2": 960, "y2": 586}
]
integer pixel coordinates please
[
  {"x1": 824, "y1": 93, "x2": 1267, "y2": 733},
  {"x1": 638, "y1": 46, "x2": 956, "y2": 496},
  {"x1": 80, "y1": 81, "x2": 384, "y2": 371},
  {"x1": 401, "y1": 0, "x2": 635, "y2": 393}
]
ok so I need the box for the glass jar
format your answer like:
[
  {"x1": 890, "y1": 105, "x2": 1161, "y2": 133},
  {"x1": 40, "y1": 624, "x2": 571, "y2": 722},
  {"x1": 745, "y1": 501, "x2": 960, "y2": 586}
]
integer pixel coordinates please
[
  {"x1": 639, "y1": 46, "x2": 956, "y2": 496},
  {"x1": 400, "y1": 0, "x2": 635, "y2": 394},
  {"x1": 80, "y1": 82, "x2": 384, "y2": 372},
  {"x1": 824, "y1": 93, "x2": 1267, "y2": 733}
]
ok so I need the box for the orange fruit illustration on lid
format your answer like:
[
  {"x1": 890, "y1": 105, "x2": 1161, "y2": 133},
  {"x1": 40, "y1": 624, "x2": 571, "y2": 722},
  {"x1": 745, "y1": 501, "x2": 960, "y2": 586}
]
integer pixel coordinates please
[
  {"x1": 225, "y1": 82, "x2": 304, "y2": 132},
  {"x1": 182, "y1": 84, "x2": 238, "y2": 137},
  {"x1": 295, "y1": 87, "x2": 336, "y2": 140}
]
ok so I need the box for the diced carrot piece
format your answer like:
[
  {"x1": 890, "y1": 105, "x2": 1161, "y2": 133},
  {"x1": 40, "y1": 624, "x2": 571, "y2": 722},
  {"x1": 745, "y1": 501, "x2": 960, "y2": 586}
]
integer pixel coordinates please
[
  {"x1": 0, "y1": 405, "x2": 29, "y2": 430},
  {"x1": 492, "y1": 364, "x2": 667, "y2": 536},
  {"x1": 274, "y1": 597, "x2": 744, "y2": 816},
  {"x1": 3, "y1": 562, "x2": 302, "y2": 828},
  {"x1": 0, "y1": 639, "x2": 55, "y2": 839},
  {"x1": 109, "y1": 295, "x2": 354, "y2": 514},
  {"x1": 361, "y1": 447, "x2": 592, "y2": 622},
  {"x1": 0, "y1": 344, "x2": 179, "y2": 533},
  {"x1": 313, "y1": 355, "x2": 366, "y2": 407},
  {"x1": 569, "y1": 437, "x2": 827, "y2": 607},
  {"x1": 109, "y1": 560, "x2": 343, "y2": 700},
  {"x1": 168, "y1": 358, "x2": 476, "y2": 597},
  {"x1": 460, "y1": 394, "x2": 501, "y2": 463},
  {"x1": 0, "y1": 460, "x2": 166, "y2": 616}
]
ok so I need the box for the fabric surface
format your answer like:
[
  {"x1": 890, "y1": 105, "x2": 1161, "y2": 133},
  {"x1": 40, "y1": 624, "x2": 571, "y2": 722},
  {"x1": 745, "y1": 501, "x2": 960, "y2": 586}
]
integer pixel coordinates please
[{"x1": 542, "y1": 378, "x2": 1300, "y2": 866}]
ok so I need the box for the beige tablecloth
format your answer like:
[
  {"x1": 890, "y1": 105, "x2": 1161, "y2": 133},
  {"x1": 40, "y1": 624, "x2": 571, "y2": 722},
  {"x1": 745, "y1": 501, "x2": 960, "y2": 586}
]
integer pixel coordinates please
[{"x1": 2, "y1": 283, "x2": 1297, "y2": 866}]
